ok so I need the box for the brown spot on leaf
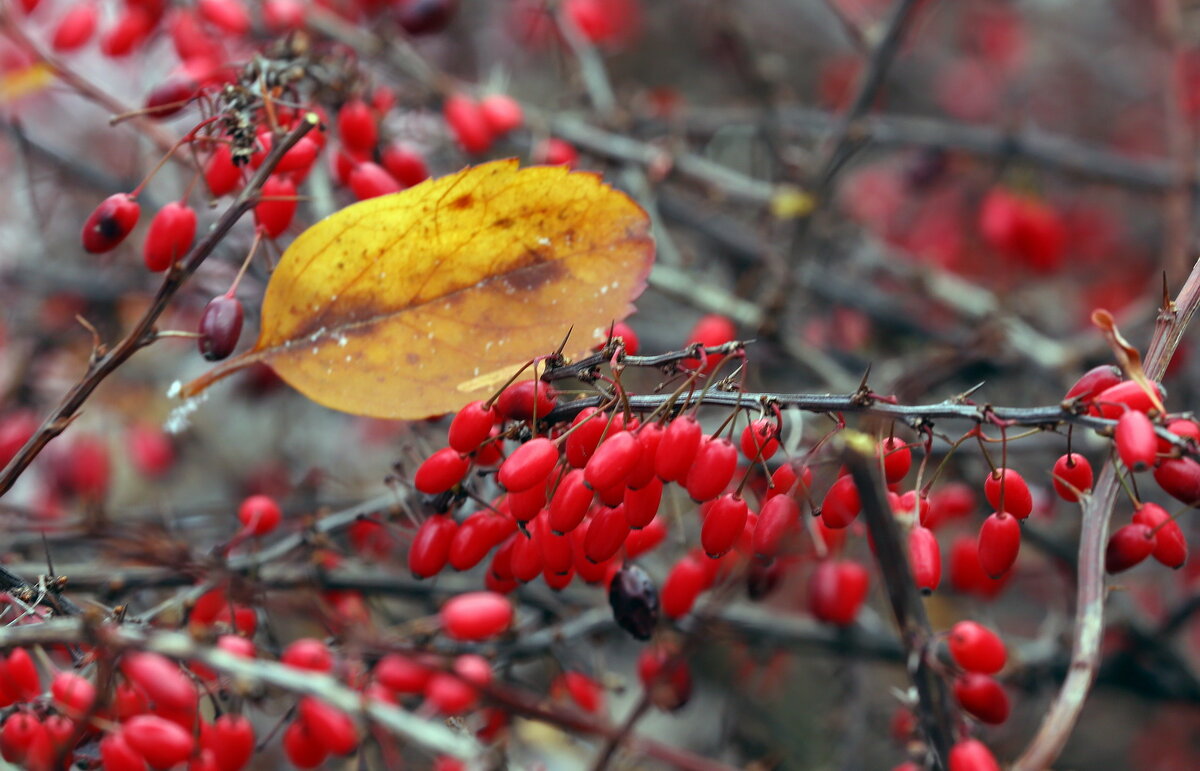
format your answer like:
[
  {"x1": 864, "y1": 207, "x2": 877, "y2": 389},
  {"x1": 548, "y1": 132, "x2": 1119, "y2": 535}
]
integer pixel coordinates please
[{"x1": 451, "y1": 194, "x2": 473, "y2": 210}]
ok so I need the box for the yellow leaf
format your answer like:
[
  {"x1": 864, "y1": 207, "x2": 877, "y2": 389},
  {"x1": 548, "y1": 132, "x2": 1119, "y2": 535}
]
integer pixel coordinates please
[{"x1": 183, "y1": 160, "x2": 654, "y2": 419}]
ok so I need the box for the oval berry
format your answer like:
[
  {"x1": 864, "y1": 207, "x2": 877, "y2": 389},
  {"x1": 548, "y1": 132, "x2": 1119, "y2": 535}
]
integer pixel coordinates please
[
  {"x1": 1105, "y1": 522, "x2": 1154, "y2": 573},
  {"x1": 82, "y1": 193, "x2": 140, "y2": 253},
  {"x1": 623, "y1": 476, "x2": 662, "y2": 529},
  {"x1": 440, "y1": 592, "x2": 513, "y2": 640},
  {"x1": 409, "y1": 515, "x2": 458, "y2": 578},
  {"x1": 298, "y1": 696, "x2": 357, "y2": 756},
  {"x1": 254, "y1": 176, "x2": 297, "y2": 238},
  {"x1": 198, "y1": 295, "x2": 244, "y2": 361},
  {"x1": 684, "y1": 437, "x2": 738, "y2": 502},
  {"x1": 53, "y1": 3, "x2": 98, "y2": 52},
  {"x1": 583, "y1": 505, "x2": 630, "y2": 563},
  {"x1": 414, "y1": 447, "x2": 470, "y2": 494},
  {"x1": 948, "y1": 621, "x2": 1007, "y2": 674},
  {"x1": 1115, "y1": 409, "x2": 1158, "y2": 471},
  {"x1": 381, "y1": 143, "x2": 430, "y2": 187},
  {"x1": 953, "y1": 674, "x2": 1010, "y2": 724},
  {"x1": 983, "y1": 468, "x2": 1032, "y2": 519},
  {"x1": 584, "y1": 430, "x2": 641, "y2": 491},
  {"x1": 123, "y1": 715, "x2": 196, "y2": 769},
  {"x1": 977, "y1": 512, "x2": 1021, "y2": 578},
  {"x1": 661, "y1": 555, "x2": 709, "y2": 619},
  {"x1": 448, "y1": 400, "x2": 496, "y2": 453},
  {"x1": 909, "y1": 525, "x2": 941, "y2": 594},
  {"x1": 655, "y1": 415, "x2": 703, "y2": 482},
  {"x1": 348, "y1": 162, "x2": 401, "y2": 200},
  {"x1": 121, "y1": 652, "x2": 197, "y2": 712},
  {"x1": 495, "y1": 380, "x2": 557, "y2": 422},
  {"x1": 1154, "y1": 457, "x2": 1200, "y2": 505},
  {"x1": 809, "y1": 560, "x2": 869, "y2": 627},
  {"x1": 1132, "y1": 502, "x2": 1187, "y2": 569},
  {"x1": 948, "y1": 738, "x2": 1000, "y2": 771},
  {"x1": 444, "y1": 94, "x2": 492, "y2": 154},
  {"x1": 1052, "y1": 453, "x2": 1093, "y2": 502},
  {"x1": 205, "y1": 144, "x2": 242, "y2": 197},
  {"x1": 1064, "y1": 364, "x2": 1122, "y2": 403},
  {"x1": 337, "y1": 99, "x2": 378, "y2": 153},
  {"x1": 237, "y1": 494, "x2": 282, "y2": 536},
  {"x1": 739, "y1": 418, "x2": 779, "y2": 461},
  {"x1": 479, "y1": 94, "x2": 524, "y2": 136},
  {"x1": 878, "y1": 437, "x2": 912, "y2": 484},
  {"x1": 608, "y1": 563, "x2": 659, "y2": 640},
  {"x1": 498, "y1": 437, "x2": 559, "y2": 493},
  {"x1": 701, "y1": 493, "x2": 748, "y2": 558},
  {"x1": 821, "y1": 474, "x2": 861, "y2": 529},
  {"x1": 281, "y1": 639, "x2": 333, "y2": 672},
  {"x1": 753, "y1": 494, "x2": 800, "y2": 559}
]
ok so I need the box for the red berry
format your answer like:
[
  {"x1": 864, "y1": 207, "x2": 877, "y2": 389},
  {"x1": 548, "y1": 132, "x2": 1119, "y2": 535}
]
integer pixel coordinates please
[
  {"x1": 408, "y1": 515, "x2": 458, "y2": 578},
  {"x1": 479, "y1": 94, "x2": 524, "y2": 136},
  {"x1": 121, "y1": 652, "x2": 197, "y2": 712},
  {"x1": 99, "y1": 731, "x2": 146, "y2": 771},
  {"x1": 1064, "y1": 364, "x2": 1123, "y2": 403},
  {"x1": 682, "y1": 314, "x2": 736, "y2": 371},
  {"x1": 821, "y1": 474, "x2": 861, "y2": 529},
  {"x1": 281, "y1": 639, "x2": 333, "y2": 672},
  {"x1": 52, "y1": 2, "x2": 99, "y2": 52},
  {"x1": 661, "y1": 555, "x2": 710, "y2": 618},
  {"x1": 448, "y1": 400, "x2": 497, "y2": 453},
  {"x1": 498, "y1": 437, "x2": 559, "y2": 492},
  {"x1": 950, "y1": 535, "x2": 1009, "y2": 597},
  {"x1": 1105, "y1": 522, "x2": 1154, "y2": 573},
  {"x1": 381, "y1": 143, "x2": 430, "y2": 187},
  {"x1": 948, "y1": 738, "x2": 1000, "y2": 771},
  {"x1": 198, "y1": 0, "x2": 251, "y2": 34},
  {"x1": 878, "y1": 437, "x2": 912, "y2": 483},
  {"x1": 908, "y1": 525, "x2": 941, "y2": 593},
  {"x1": 264, "y1": 0, "x2": 307, "y2": 30},
  {"x1": 495, "y1": 380, "x2": 558, "y2": 422},
  {"x1": 204, "y1": 145, "x2": 242, "y2": 198},
  {"x1": 510, "y1": 528, "x2": 544, "y2": 582},
  {"x1": 1092, "y1": 379, "x2": 1164, "y2": 420},
  {"x1": 1132, "y1": 502, "x2": 1188, "y2": 569},
  {"x1": 701, "y1": 493, "x2": 748, "y2": 558},
  {"x1": 977, "y1": 511, "x2": 1021, "y2": 578},
  {"x1": 414, "y1": 447, "x2": 470, "y2": 494},
  {"x1": 623, "y1": 476, "x2": 662, "y2": 529},
  {"x1": 144, "y1": 78, "x2": 198, "y2": 120},
  {"x1": 983, "y1": 468, "x2": 1032, "y2": 519},
  {"x1": 948, "y1": 621, "x2": 1007, "y2": 673},
  {"x1": 298, "y1": 696, "x2": 357, "y2": 756},
  {"x1": 237, "y1": 494, "x2": 282, "y2": 536},
  {"x1": 82, "y1": 193, "x2": 140, "y2": 253},
  {"x1": 753, "y1": 494, "x2": 799, "y2": 559},
  {"x1": 254, "y1": 176, "x2": 297, "y2": 238},
  {"x1": 656, "y1": 415, "x2": 702, "y2": 482},
  {"x1": 348, "y1": 162, "x2": 401, "y2": 200},
  {"x1": 557, "y1": 671, "x2": 605, "y2": 714},
  {"x1": 684, "y1": 436, "x2": 738, "y2": 502},
  {"x1": 1052, "y1": 453, "x2": 1093, "y2": 502},
  {"x1": 602, "y1": 320, "x2": 640, "y2": 354},
  {"x1": 123, "y1": 715, "x2": 196, "y2": 769},
  {"x1": 274, "y1": 136, "x2": 320, "y2": 176},
  {"x1": 549, "y1": 469, "x2": 594, "y2": 533},
  {"x1": 444, "y1": 94, "x2": 493, "y2": 154},
  {"x1": 533, "y1": 137, "x2": 578, "y2": 168},
  {"x1": 637, "y1": 645, "x2": 692, "y2": 711},
  {"x1": 423, "y1": 672, "x2": 478, "y2": 714},
  {"x1": 583, "y1": 504, "x2": 630, "y2": 563},
  {"x1": 374, "y1": 654, "x2": 431, "y2": 694},
  {"x1": 625, "y1": 517, "x2": 667, "y2": 557},
  {"x1": 537, "y1": 516, "x2": 573, "y2": 574},
  {"x1": 1115, "y1": 409, "x2": 1158, "y2": 471},
  {"x1": 207, "y1": 714, "x2": 254, "y2": 771},
  {"x1": 198, "y1": 294, "x2": 244, "y2": 362},
  {"x1": 739, "y1": 418, "x2": 779, "y2": 461},
  {"x1": 584, "y1": 430, "x2": 641, "y2": 491},
  {"x1": 1154, "y1": 456, "x2": 1200, "y2": 505},
  {"x1": 100, "y1": 8, "x2": 153, "y2": 57},
  {"x1": 440, "y1": 591, "x2": 513, "y2": 640},
  {"x1": 809, "y1": 559, "x2": 869, "y2": 626},
  {"x1": 953, "y1": 673, "x2": 1010, "y2": 724},
  {"x1": 143, "y1": 202, "x2": 197, "y2": 271},
  {"x1": 282, "y1": 720, "x2": 328, "y2": 769}
]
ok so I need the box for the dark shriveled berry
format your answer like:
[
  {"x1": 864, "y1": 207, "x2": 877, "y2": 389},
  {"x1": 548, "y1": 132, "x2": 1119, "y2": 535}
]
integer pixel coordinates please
[
  {"x1": 608, "y1": 564, "x2": 659, "y2": 640},
  {"x1": 198, "y1": 295, "x2": 244, "y2": 361}
]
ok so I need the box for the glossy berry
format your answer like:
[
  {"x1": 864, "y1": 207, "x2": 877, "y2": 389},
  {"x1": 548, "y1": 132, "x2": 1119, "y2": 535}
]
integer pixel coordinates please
[
  {"x1": 498, "y1": 437, "x2": 559, "y2": 492},
  {"x1": 440, "y1": 591, "x2": 513, "y2": 640},
  {"x1": 1132, "y1": 502, "x2": 1187, "y2": 569},
  {"x1": 254, "y1": 176, "x2": 297, "y2": 238},
  {"x1": 237, "y1": 494, "x2": 282, "y2": 536},
  {"x1": 198, "y1": 0, "x2": 251, "y2": 33},
  {"x1": 623, "y1": 476, "x2": 663, "y2": 529},
  {"x1": 408, "y1": 515, "x2": 458, "y2": 578},
  {"x1": 337, "y1": 99, "x2": 377, "y2": 153},
  {"x1": 1092, "y1": 379, "x2": 1164, "y2": 420},
  {"x1": 510, "y1": 529, "x2": 543, "y2": 582},
  {"x1": 821, "y1": 474, "x2": 861, "y2": 529},
  {"x1": 753, "y1": 494, "x2": 800, "y2": 559},
  {"x1": 349, "y1": 162, "x2": 401, "y2": 200},
  {"x1": 584, "y1": 430, "x2": 640, "y2": 490},
  {"x1": 444, "y1": 94, "x2": 493, "y2": 154},
  {"x1": 423, "y1": 672, "x2": 478, "y2": 714},
  {"x1": 637, "y1": 645, "x2": 692, "y2": 711},
  {"x1": 809, "y1": 560, "x2": 869, "y2": 626},
  {"x1": 655, "y1": 415, "x2": 702, "y2": 482},
  {"x1": 100, "y1": 8, "x2": 153, "y2": 57},
  {"x1": 123, "y1": 715, "x2": 196, "y2": 769},
  {"x1": 684, "y1": 437, "x2": 738, "y2": 502},
  {"x1": 948, "y1": 738, "x2": 1000, "y2": 771},
  {"x1": 282, "y1": 720, "x2": 328, "y2": 769},
  {"x1": 479, "y1": 94, "x2": 524, "y2": 136},
  {"x1": 374, "y1": 653, "x2": 431, "y2": 694},
  {"x1": 414, "y1": 448, "x2": 470, "y2": 494},
  {"x1": 983, "y1": 468, "x2": 1032, "y2": 519},
  {"x1": 1052, "y1": 453, "x2": 1093, "y2": 502},
  {"x1": 1154, "y1": 457, "x2": 1200, "y2": 505},
  {"x1": 495, "y1": 380, "x2": 558, "y2": 422},
  {"x1": 53, "y1": 2, "x2": 99, "y2": 52},
  {"x1": 1114, "y1": 409, "x2": 1158, "y2": 471},
  {"x1": 701, "y1": 493, "x2": 749, "y2": 558},
  {"x1": 583, "y1": 505, "x2": 630, "y2": 563},
  {"x1": 506, "y1": 476, "x2": 548, "y2": 523},
  {"x1": 1105, "y1": 522, "x2": 1154, "y2": 573},
  {"x1": 264, "y1": 0, "x2": 307, "y2": 30},
  {"x1": 448, "y1": 400, "x2": 497, "y2": 453},
  {"x1": 121, "y1": 652, "x2": 197, "y2": 712},
  {"x1": 948, "y1": 621, "x2": 1006, "y2": 673},
  {"x1": 381, "y1": 143, "x2": 430, "y2": 187},
  {"x1": 556, "y1": 671, "x2": 605, "y2": 714},
  {"x1": 52, "y1": 671, "x2": 95, "y2": 717},
  {"x1": 144, "y1": 78, "x2": 198, "y2": 120},
  {"x1": 298, "y1": 696, "x2": 358, "y2": 756},
  {"x1": 208, "y1": 714, "x2": 255, "y2": 771},
  {"x1": 198, "y1": 294, "x2": 244, "y2": 361},
  {"x1": 205, "y1": 144, "x2": 242, "y2": 197},
  {"x1": 683, "y1": 314, "x2": 736, "y2": 372},
  {"x1": 281, "y1": 639, "x2": 333, "y2": 672},
  {"x1": 549, "y1": 469, "x2": 594, "y2": 533},
  {"x1": 909, "y1": 525, "x2": 941, "y2": 593},
  {"x1": 6, "y1": 649, "x2": 40, "y2": 700},
  {"x1": 739, "y1": 418, "x2": 779, "y2": 461},
  {"x1": 143, "y1": 202, "x2": 197, "y2": 272},
  {"x1": 954, "y1": 674, "x2": 1010, "y2": 724},
  {"x1": 977, "y1": 511, "x2": 1020, "y2": 578},
  {"x1": 564, "y1": 407, "x2": 606, "y2": 467},
  {"x1": 608, "y1": 563, "x2": 659, "y2": 640},
  {"x1": 1064, "y1": 364, "x2": 1123, "y2": 403},
  {"x1": 82, "y1": 193, "x2": 140, "y2": 253},
  {"x1": 878, "y1": 437, "x2": 912, "y2": 483},
  {"x1": 950, "y1": 535, "x2": 1010, "y2": 598},
  {"x1": 534, "y1": 137, "x2": 579, "y2": 168},
  {"x1": 661, "y1": 555, "x2": 710, "y2": 618},
  {"x1": 99, "y1": 732, "x2": 145, "y2": 771}
]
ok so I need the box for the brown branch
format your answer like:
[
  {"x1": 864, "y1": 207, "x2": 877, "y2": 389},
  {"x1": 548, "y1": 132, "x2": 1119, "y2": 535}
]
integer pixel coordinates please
[
  {"x1": 1012, "y1": 256, "x2": 1200, "y2": 770},
  {"x1": 842, "y1": 436, "x2": 957, "y2": 769},
  {"x1": 0, "y1": 116, "x2": 318, "y2": 498}
]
